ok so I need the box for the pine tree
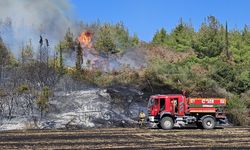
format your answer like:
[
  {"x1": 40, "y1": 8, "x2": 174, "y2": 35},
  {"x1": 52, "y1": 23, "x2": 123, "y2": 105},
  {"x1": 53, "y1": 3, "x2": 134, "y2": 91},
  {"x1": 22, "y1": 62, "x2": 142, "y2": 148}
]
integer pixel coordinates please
[
  {"x1": 37, "y1": 86, "x2": 50, "y2": 118},
  {"x1": 152, "y1": 28, "x2": 167, "y2": 45},
  {"x1": 20, "y1": 40, "x2": 33, "y2": 64},
  {"x1": 59, "y1": 44, "x2": 64, "y2": 75},
  {"x1": 76, "y1": 42, "x2": 83, "y2": 72},
  {"x1": 94, "y1": 24, "x2": 116, "y2": 53},
  {"x1": 225, "y1": 22, "x2": 230, "y2": 60},
  {"x1": 169, "y1": 19, "x2": 194, "y2": 51},
  {"x1": 131, "y1": 33, "x2": 139, "y2": 46},
  {"x1": 63, "y1": 28, "x2": 74, "y2": 51},
  {"x1": 192, "y1": 16, "x2": 224, "y2": 57},
  {"x1": 0, "y1": 36, "x2": 10, "y2": 81}
]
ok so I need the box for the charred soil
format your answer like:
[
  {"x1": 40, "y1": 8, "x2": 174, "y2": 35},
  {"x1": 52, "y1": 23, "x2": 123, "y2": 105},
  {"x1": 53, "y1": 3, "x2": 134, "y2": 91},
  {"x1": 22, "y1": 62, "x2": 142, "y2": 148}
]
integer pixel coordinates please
[{"x1": 0, "y1": 127, "x2": 249, "y2": 149}]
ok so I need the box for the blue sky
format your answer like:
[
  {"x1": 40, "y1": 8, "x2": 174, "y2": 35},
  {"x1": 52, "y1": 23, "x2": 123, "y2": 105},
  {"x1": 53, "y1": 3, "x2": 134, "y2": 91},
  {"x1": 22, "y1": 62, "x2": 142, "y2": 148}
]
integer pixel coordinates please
[{"x1": 70, "y1": 0, "x2": 249, "y2": 42}]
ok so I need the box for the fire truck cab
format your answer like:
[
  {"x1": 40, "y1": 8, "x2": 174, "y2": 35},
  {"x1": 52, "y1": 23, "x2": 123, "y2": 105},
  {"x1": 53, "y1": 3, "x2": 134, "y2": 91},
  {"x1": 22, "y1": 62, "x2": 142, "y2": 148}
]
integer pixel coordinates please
[{"x1": 147, "y1": 94, "x2": 227, "y2": 129}]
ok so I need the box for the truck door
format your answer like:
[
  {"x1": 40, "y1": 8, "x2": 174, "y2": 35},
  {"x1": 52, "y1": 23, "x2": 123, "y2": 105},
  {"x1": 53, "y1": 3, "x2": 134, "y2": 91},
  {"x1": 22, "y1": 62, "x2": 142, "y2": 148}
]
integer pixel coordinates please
[
  {"x1": 153, "y1": 98, "x2": 159, "y2": 116},
  {"x1": 170, "y1": 96, "x2": 185, "y2": 116},
  {"x1": 170, "y1": 98, "x2": 178, "y2": 115}
]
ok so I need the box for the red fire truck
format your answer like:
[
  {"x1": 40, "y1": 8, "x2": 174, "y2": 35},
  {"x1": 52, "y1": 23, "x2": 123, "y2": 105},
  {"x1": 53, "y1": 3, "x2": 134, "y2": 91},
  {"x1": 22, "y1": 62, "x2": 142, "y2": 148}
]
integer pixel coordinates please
[{"x1": 147, "y1": 94, "x2": 227, "y2": 129}]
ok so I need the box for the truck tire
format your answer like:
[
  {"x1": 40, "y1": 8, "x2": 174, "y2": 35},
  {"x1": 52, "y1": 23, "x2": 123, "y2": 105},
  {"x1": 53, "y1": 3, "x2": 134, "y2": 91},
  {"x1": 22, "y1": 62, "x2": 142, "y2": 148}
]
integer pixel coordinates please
[
  {"x1": 202, "y1": 116, "x2": 215, "y2": 129},
  {"x1": 160, "y1": 117, "x2": 174, "y2": 130}
]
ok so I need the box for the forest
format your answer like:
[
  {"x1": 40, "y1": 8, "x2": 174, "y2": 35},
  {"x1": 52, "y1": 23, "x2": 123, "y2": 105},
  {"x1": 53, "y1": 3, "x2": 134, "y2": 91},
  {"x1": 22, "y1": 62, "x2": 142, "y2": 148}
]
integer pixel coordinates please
[{"x1": 0, "y1": 15, "x2": 249, "y2": 127}]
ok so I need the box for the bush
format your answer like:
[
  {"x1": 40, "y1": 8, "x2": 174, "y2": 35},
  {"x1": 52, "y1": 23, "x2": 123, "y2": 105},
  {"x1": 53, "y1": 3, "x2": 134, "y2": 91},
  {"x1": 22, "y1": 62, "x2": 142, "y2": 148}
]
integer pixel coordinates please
[
  {"x1": 17, "y1": 84, "x2": 29, "y2": 94},
  {"x1": 36, "y1": 86, "x2": 51, "y2": 118},
  {"x1": 227, "y1": 95, "x2": 249, "y2": 126}
]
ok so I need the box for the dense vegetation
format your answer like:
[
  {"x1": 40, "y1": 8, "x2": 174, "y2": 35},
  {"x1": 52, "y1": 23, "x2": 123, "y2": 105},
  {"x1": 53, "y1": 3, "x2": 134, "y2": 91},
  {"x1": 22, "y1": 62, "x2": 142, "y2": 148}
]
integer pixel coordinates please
[{"x1": 0, "y1": 16, "x2": 249, "y2": 125}]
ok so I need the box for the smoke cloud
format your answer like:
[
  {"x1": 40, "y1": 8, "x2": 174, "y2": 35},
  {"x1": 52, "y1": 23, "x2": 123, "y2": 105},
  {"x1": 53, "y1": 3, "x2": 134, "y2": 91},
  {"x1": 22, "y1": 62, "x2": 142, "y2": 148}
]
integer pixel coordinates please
[{"x1": 0, "y1": 0, "x2": 74, "y2": 56}]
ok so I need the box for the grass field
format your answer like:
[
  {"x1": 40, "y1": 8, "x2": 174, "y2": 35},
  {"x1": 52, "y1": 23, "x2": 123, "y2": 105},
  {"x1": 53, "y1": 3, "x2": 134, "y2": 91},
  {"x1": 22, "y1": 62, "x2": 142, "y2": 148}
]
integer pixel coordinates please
[{"x1": 0, "y1": 127, "x2": 249, "y2": 149}]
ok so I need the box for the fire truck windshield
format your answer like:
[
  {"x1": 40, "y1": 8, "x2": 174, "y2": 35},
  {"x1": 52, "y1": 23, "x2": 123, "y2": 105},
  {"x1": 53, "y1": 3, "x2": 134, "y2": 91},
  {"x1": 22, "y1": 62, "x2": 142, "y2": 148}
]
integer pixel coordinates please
[{"x1": 148, "y1": 98, "x2": 154, "y2": 107}]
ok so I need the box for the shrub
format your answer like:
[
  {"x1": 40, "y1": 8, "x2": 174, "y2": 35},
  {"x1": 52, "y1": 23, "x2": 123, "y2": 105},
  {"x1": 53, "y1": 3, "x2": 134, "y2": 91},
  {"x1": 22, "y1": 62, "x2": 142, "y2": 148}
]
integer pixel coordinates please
[{"x1": 227, "y1": 95, "x2": 249, "y2": 126}]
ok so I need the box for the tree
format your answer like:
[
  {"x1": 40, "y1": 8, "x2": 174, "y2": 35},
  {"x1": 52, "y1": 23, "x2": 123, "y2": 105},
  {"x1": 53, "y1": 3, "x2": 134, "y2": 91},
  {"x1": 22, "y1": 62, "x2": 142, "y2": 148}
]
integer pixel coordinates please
[
  {"x1": 0, "y1": 36, "x2": 10, "y2": 65},
  {"x1": 76, "y1": 42, "x2": 83, "y2": 71},
  {"x1": 242, "y1": 25, "x2": 250, "y2": 45},
  {"x1": 152, "y1": 28, "x2": 167, "y2": 45},
  {"x1": 224, "y1": 22, "x2": 231, "y2": 60},
  {"x1": 192, "y1": 16, "x2": 225, "y2": 57},
  {"x1": 0, "y1": 36, "x2": 10, "y2": 81},
  {"x1": 61, "y1": 28, "x2": 75, "y2": 53},
  {"x1": 94, "y1": 24, "x2": 116, "y2": 53},
  {"x1": 37, "y1": 86, "x2": 51, "y2": 118},
  {"x1": 131, "y1": 33, "x2": 139, "y2": 46},
  {"x1": 112, "y1": 22, "x2": 130, "y2": 52},
  {"x1": 229, "y1": 29, "x2": 245, "y2": 63},
  {"x1": 58, "y1": 44, "x2": 64, "y2": 75},
  {"x1": 168, "y1": 20, "x2": 194, "y2": 51},
  {"x1": 20, "y1": 40, "x2": 34, "y2": 64},
  {"x1": 17, "y1": 84, "x2": 35, "y2": 116}
]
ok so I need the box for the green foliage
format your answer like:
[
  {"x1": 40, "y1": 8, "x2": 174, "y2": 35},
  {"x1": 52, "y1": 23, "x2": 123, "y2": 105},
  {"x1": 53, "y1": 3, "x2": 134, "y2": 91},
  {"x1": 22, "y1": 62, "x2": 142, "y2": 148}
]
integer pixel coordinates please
[
  {"x1": 93, "y1": 22, "x2": 138, "y2": 53},
  {"x1": 94, "y1": 24, "x2": 116, "y2": 53},
  {"x1": 241, "y1": 90, "x2": 250, "y2": 109},
  {"x1": 242, "y1": 25, "x2": 250, "y2": 44},
  {"x1": 145, "y1": 58, "x2": 197, "y2": 92},
  {"x1": 192, "y1": 16, "x2": 225, "y2": 57},
  {"x1": 60, "y1": 28, "x2": 75, "y2": 52},
  {"x1": 20, "y1": 41, "x2": 34, "y2": 63},
  {"x1": 227, "y1": 95, "x2": 249, "y2": 125},
  {"x1": 0, "y1": 89, "x2": 7, "y2": 97},
  {"x1": 76, "y1": 42, "x2": 83, "y2": 72},
  {"x1": 0, "y1": 36, "x2": 11, "y2": 66},
  {"x1": 167, "y1": 20, "x2": 194, "y2": 51},
  {"x1": 224, "y1": 22, "x2": 231, "y2": 60},
  {"x1": 152, "y1": 28, "x2": 167, "y2": 45},
  {"x1": 112, "y1": 22, "x2": 131, "y2": 52},
  {"x1": 58, "y1": 44, "x2": 64, "y2": 75},
  {"x1": 37, "y1": 86, "x2": 51, "y2": 117},
  {"x1": 17, "y1": 84, "x2": 29, "y2": 94},
  {"x1": 131, "y1": 33, "x2": 139, "y2": 46},
  {"x1": 211, "y1": 62, "x2": 250, "y2": 94}
]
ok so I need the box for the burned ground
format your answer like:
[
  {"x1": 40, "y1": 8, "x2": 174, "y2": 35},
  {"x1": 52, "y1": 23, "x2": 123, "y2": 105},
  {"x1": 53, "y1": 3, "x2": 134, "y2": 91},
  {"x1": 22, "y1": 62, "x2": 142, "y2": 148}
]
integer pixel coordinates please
[{"x1": 0, "y1": 127, "x2": 249, "y2": 149}]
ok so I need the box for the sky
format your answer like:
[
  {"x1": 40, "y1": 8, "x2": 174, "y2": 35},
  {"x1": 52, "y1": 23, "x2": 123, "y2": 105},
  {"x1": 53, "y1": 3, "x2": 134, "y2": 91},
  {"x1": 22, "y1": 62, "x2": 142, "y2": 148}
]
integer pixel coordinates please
[{"x1": 70, "y1": 0, "x2": 249, "y2": 42}]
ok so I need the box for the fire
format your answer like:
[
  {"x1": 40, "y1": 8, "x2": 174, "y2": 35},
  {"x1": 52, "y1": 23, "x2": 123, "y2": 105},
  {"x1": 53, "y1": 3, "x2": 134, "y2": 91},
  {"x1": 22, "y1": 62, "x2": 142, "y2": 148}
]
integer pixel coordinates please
[{"x1": 78, "y1": 31, "x2": 93, "y2": 48}]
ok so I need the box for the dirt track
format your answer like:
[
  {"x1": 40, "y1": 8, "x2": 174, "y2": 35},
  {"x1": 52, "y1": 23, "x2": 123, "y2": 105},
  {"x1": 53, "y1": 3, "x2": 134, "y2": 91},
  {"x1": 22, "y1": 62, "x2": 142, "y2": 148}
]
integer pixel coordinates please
[{"x1": 0, "y1": 127, "x2": 249, "y2": 149}]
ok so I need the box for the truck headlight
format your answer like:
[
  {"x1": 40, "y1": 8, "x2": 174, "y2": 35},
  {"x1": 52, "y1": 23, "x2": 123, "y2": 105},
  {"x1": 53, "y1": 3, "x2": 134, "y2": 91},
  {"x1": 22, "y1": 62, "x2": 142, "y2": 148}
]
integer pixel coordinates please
[{"x1": 148, "y1": 116, "x2": 154, "y2": 122}]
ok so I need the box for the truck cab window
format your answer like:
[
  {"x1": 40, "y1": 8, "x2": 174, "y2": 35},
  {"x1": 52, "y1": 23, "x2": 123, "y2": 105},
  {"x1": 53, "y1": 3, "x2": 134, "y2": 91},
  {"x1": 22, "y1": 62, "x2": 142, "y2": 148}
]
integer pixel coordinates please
[
  {"x1": 174, "y1": 99, "x2": 178, "y2": 113},
  {"x1": 160, "y1": 98, "x2": 165, "y2": 111}
]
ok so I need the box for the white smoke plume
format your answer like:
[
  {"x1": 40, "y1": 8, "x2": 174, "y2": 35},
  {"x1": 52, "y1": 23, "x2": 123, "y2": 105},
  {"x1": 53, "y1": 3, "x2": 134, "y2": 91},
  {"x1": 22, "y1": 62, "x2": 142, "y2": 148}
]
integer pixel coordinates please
[{"x1": 0, "y1": 0, "x2": 73, "y2": 56}]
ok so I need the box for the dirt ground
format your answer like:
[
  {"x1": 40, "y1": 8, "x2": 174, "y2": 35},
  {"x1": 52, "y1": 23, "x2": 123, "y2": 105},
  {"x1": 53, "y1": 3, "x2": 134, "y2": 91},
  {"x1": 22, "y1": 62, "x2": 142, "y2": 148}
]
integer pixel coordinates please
[{"x1": 0, "y1": 127, "x2": 249, "y2": 149}]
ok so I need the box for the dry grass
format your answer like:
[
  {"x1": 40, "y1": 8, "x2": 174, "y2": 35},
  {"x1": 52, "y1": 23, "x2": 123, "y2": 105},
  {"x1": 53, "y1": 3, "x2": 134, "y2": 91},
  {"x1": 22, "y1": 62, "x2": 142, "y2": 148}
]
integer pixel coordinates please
[{"x1": 0, "y1": 127, "x2": 249, "y2": 149}]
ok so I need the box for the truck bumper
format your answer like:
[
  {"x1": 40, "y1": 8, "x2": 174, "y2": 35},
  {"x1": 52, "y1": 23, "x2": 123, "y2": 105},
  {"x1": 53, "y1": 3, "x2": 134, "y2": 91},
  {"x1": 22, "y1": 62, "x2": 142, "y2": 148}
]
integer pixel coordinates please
[
  {"x1": 148, "y1": 121, "x2": 158, "y2": 128},
  {"x1": 147, "y1": 116, "x2": 159, "y2": 128}
]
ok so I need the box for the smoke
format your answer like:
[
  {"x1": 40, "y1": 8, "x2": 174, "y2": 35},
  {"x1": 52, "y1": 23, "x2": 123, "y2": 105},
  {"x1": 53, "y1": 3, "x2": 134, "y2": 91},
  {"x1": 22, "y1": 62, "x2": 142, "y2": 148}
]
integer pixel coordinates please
[
  {"x1": 64, "y1": 48, "x2": 147, "y2": 72},
  {"x1": 0, "y1": 0, "x2": 73, "y2": 56}
]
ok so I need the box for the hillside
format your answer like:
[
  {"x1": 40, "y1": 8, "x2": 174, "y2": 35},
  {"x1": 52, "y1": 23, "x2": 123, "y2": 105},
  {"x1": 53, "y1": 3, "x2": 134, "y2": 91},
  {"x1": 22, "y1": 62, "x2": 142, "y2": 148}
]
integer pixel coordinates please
[{"x1": 0, "y1": 15, "x2": 250, "y2": 130}]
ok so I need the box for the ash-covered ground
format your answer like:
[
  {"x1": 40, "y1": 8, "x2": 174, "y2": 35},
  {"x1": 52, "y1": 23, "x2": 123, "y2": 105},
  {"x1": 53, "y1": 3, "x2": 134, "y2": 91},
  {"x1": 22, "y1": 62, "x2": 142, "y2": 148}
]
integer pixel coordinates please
[{"x1": 0, "y1": 80, "x2": 147, "y2": 130}]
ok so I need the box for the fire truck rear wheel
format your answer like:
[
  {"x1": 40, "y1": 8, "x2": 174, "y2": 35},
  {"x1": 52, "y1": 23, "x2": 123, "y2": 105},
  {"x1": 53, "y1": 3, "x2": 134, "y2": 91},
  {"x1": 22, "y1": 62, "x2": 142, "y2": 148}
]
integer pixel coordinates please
[
  {"x1": 160, "y1": 117, "x2": 174, "y2": 130},
  {"x1": 202, "y1": 116, "x2": 215, "y2": 129}
]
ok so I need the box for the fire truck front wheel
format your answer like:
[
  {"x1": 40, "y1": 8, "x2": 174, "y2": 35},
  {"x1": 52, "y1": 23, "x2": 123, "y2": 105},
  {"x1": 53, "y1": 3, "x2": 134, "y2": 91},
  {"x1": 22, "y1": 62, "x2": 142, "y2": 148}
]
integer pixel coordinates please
[
  {"x1": 202, "y1": 116, "x2": 215, "y2": 129},
  {"x1": 160, "y1": 117, "x2": 174, "y2": 130}
]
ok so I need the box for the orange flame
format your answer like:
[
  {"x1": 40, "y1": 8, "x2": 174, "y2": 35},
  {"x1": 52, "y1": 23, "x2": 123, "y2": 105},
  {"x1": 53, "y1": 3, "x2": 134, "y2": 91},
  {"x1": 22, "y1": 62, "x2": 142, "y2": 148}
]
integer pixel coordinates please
[{"x1": 78, "y1": 31, "x2": 92, "y2": 48}]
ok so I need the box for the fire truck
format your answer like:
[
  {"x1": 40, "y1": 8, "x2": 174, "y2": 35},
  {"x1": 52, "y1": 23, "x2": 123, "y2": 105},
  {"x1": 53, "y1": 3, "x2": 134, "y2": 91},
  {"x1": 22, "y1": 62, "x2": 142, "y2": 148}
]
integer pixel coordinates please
[{"x1": 147, "y1": 94, "x2": 228, "y2": 129}]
